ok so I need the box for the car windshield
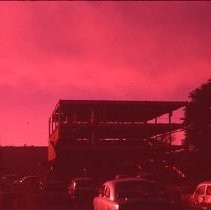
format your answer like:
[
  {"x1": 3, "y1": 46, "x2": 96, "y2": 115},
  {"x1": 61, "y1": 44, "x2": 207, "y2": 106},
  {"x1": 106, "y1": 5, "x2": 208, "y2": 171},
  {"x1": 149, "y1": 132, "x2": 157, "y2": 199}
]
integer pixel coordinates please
[
  {"x1": 22, "y1": 176, "x2": 40, "y2": 183},
  {"x1": 46, "y1": 181, "x2": 66, "y2": 191},
  {"x1": 115, "y1": 180, "x2": 164, "y2": 199},
  {"x1": 76, "y1": 179, "x2": 95, "y2": 188},
  {"x1": 207, "y1": 186, "x2": 211, "y2": 195}
]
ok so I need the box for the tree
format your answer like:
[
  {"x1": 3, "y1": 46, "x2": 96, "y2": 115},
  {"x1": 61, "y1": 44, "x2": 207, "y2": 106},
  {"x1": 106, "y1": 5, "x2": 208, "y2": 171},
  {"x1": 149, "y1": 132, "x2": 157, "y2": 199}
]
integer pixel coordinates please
[
  {"x1": 184, "y1": 79, "x2": 211, "y2": 152},
  {"x1": 184, "y1": 79, "x2": 211, "y2": 180}
]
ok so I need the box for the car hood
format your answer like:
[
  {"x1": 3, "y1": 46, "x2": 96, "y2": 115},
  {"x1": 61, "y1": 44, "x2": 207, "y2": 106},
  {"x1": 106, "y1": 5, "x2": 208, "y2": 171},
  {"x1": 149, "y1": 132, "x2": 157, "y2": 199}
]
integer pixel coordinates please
[
  {"x1": 116, "y1": 197, "x2": 171, "y2": 210},
  {"x1": 117, "y1": 197, "x2": 168, "y2": 203}
]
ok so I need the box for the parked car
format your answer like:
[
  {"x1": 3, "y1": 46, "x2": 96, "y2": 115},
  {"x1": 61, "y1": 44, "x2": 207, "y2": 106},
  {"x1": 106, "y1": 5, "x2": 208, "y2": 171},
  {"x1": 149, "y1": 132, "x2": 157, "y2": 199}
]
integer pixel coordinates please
[
  {"x1": 115, "y1": 174, "x2": 134, "y2": 180},
  {"x1": 93, "y1": 177, "x2": 178, "y2": 210},
  {"x1": 39, "y1": 178, "x2": 68, "y2": 204},
  {"x1": 68, "y1": 177, "x2": 97, "y2": 202},
  {"x1": 188, "y1": 181, "x2": 211, "y2": 210},
  {"x1": 0, "y1": 174, "x2": 20, "y2": 191},
  {"x1": 13, "y1": 175, "x2": 41, "y2": 192}
]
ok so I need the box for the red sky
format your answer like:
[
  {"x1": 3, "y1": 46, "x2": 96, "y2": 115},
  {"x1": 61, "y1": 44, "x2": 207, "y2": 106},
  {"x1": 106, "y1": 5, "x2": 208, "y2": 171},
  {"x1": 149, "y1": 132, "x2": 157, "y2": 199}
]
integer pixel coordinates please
[{"x1": 0, "y1": 1, "x2": 211, "y2": 146}]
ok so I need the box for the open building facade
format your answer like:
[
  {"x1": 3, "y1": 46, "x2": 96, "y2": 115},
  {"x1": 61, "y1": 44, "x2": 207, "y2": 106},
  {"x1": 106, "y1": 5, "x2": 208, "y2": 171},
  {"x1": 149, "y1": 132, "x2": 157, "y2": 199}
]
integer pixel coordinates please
[{"x1": 48, "y1": 100, "x2": 187, "y2": 178}]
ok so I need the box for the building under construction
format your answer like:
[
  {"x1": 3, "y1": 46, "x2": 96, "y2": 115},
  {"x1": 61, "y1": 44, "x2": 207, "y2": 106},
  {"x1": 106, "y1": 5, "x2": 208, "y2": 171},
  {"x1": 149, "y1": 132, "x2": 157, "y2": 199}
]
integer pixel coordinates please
[{"x1": 48, "y1": 100, "x2": 187, "y2": 178}]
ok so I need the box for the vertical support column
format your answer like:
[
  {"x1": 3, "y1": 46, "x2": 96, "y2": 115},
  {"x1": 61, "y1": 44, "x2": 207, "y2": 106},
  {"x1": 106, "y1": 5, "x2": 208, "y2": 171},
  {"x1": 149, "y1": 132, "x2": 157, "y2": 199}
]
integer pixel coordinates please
[
  {"x1": 52, "y1": 113, "x2": 54, "y2": 132},
  {"x1": 90, "y1": 108, "x2": 95, "y2": 123},
  {"x1": 144, "y1": 121, "x2": 149, "y2": 144},
  {"x1": 155, "y1": 117, "x2": 158, "y2": 141},
  {"x1": 71, "y1": 110, "x2": 77, "y2": 142},
  {"x1": 72, "y1": 111, "x2": 77, "y2": 122},
  {"x1": 49, "y1": 117, "x2": 51, "y2": 137},
  {"x1": 169, "y1": 111, "x2": 172, "y2": 146},
  {"x1": 90, "y1": 107, "x2": 96, "y2": 145},
  {"x1": 58, "y1": 106, "x2": 61, "y2": 127},
  {"x1": 57, "y1": 107, "x2": 61, "y2": 142}
]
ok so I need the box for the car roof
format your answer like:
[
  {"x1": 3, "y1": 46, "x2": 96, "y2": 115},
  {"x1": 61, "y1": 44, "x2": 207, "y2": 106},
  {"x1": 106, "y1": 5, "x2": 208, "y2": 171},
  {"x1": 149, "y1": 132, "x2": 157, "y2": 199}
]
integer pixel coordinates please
[
  {"x1": 73, "y1": 177, "x2": 94, "y2": 181},
  {"x1": 198, "y1": 181, "x2": 211, "y2": 185},
  {"x1": 104, "y1": 178, "x2": 155, "y2": 186},
  {"x1": 22, "y1": 175, "x2": 39, "y2": 179}
]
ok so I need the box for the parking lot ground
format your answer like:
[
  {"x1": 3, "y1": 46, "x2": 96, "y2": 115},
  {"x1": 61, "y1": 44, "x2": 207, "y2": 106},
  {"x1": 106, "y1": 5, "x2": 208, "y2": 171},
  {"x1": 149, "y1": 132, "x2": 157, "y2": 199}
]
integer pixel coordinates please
[
  {"x1": 0, "y1": 190, "x2": 188, "y2": 210},
  {"x1": 0, "y1": 191, "x2": 93, "y2": 210}
]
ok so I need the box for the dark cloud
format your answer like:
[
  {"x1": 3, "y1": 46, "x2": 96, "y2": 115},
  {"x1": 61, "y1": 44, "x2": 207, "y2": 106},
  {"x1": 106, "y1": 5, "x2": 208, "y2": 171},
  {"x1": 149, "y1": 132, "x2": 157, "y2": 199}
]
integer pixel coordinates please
[{"x1": 0, "y1": 2, "x2": 211, "y2": 145}]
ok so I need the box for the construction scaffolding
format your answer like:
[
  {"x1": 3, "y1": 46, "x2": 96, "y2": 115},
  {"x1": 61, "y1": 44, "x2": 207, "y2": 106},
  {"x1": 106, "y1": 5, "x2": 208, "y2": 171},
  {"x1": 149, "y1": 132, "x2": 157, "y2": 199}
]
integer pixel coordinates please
[{"x1": 48, "y1": 100, "x2": 187, "y2": 177}]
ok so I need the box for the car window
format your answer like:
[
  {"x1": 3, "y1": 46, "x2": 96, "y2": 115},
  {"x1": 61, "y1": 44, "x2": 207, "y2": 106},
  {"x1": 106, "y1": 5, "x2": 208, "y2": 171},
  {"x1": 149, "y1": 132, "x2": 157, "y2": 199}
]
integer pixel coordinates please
[
  {"x1": 46, "y1": 181, "x2": 66, "y2": 191},
  {"x1": 195, "y1": 185, "x2": 206, "y2": 195},
  {"x1": 76, "y1": 179, "x2": 95, "y2": 188},
  {"x1": 104, "y1": 186, "x2": 110, "y2": 198},
  {"x1": 115, "y1": 180, "x2": 164, "y2": 199},
  {"x1": 22, "y1": 177, "x2": 39, "y2": 183},
  {"x1": 206, "y1": 186, "x2": 211, "y2": 195},
  {"x1": 99, "y1": 184, "x2": 106, "y2": 196}
]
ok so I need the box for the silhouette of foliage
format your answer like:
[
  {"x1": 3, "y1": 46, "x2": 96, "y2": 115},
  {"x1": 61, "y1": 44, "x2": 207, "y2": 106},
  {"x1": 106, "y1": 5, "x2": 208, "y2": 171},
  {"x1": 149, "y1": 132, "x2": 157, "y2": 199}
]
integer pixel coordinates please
[
  {"x1": 184, "y1": 79, "x2": 211, "y2": 152},
  {"x1": 184, "y1": 79, "x2": 211, "y2": 180}
]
